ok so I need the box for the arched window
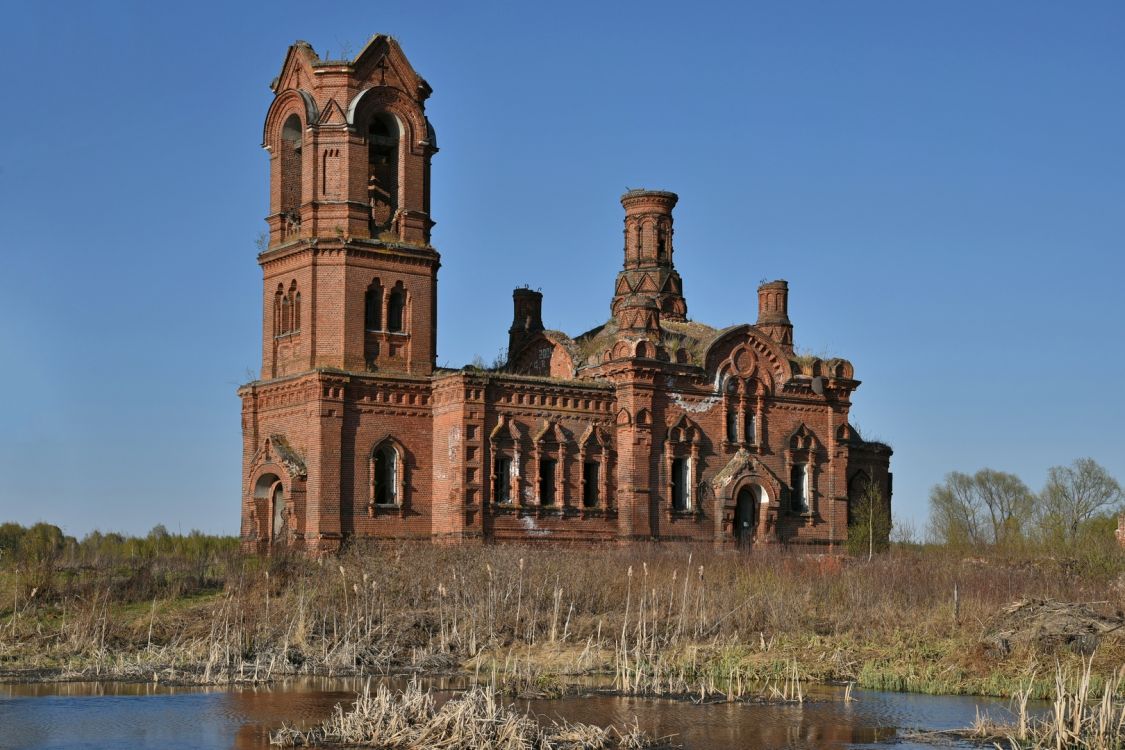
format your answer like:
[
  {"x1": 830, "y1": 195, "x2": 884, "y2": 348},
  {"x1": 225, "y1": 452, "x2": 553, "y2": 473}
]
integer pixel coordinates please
[
  {"x1": 387, "y1": 286, "x2": 406, "y2": 332},
  {"x1": 274, "y1": 284, "x2": 284, "y2": 336},
  {"x1": 532, "y1": 420, "x2": 568, "y2": 507},
  {"x1": 365, "y1": 280, "x2": 383, "y2": 331},
  {"x1": 275, "y1": 281, "x2": 301, "y2": 335},
  {"x1": 367, "y1": 114, "x2": 399, "y2": 231},
  {"x1": 279, "y1": 295, "x2": 291, "y2": 334},
  {"x1": 726, "y1": 408, "x2": 739, "y2": 443},
  {"x1": 787, "y1": 425, "x2": 819, "y2": 515},
  {"x1": 744, "y1": 413, "x2": 756, "y2": 444},
  {"x1": 723, "y1": 378, "x2": 740, "y2": 444},
  {"x1": 372, "y1": 442, "x2": 400, "y2": 507},
  {"x1": 490, "y1": 417, "x2": 525, "y2": 506},
  {"x1": 280, "y1": 114, "x2": 303, "y2": 221},
  {"x1": 579, "y1": 425, "x2": 610, "y2": 510},
  {"x1": 665, "y1": 416, "x2": 697, "y2": 513}
]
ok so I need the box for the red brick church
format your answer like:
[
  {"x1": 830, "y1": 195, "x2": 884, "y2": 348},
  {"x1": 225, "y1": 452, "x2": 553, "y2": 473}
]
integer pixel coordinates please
[{"x1": 239, "y1": 36, "x2": 892, "y2": 555}]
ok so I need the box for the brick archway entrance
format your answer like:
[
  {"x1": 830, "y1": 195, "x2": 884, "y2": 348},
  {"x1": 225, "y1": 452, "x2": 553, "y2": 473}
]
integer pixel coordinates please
[{"x1": 733, "y1": 486, "x2": 757, "y2": 548}]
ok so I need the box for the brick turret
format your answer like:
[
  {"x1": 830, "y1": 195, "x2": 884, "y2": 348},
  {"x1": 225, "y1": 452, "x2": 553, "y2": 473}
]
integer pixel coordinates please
[
  {"x1": 756, "y1": 280, "x2": 794, "y2": 354},
  {"x1": 612, "y1": 190, "x2": 687, "y2": 321}
]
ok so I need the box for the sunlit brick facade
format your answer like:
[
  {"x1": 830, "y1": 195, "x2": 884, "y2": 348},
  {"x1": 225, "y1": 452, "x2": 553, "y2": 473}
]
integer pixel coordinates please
[{"x1": 239, "y1": 37, "x2": 892, "y2": 555}]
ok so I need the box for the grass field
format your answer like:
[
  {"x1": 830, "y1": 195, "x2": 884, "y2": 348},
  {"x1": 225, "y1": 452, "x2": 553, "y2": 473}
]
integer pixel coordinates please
[{"x1": 1, "y1": 529, "x2": 1123, "y2": 700}]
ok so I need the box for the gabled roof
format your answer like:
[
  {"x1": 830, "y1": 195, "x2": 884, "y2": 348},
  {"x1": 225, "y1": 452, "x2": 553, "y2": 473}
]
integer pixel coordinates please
[
  {"x1": 352, "y1": 34, "x2": 432, "y2": 99},
  {"x1": 270, "y1": 40, "x2": 318, "y2": 93},
  {"x1": 269, "y1": 35, "x2": 432, "y2": 100}
]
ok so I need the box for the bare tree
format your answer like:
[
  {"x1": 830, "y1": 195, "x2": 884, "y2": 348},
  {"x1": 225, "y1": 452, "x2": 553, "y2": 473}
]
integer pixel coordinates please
[
  {"x1": 928, "y1": 469, "x2": 1037, "y2": 547},
  {"x1": 928, "y1": 471, "x2": 986, "y2": 546},
  {"x1": 1038, "y1": 458, "x2": 1124, "y2": 546},
  {"x1": 974, "y1": 468, "x2": 1035, "y2": 546}
]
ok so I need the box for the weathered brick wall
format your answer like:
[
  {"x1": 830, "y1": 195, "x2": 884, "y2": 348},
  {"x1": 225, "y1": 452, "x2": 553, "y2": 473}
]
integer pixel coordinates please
[{"x1": 240, "y1": 38, "x2": 892, "y2": 555}]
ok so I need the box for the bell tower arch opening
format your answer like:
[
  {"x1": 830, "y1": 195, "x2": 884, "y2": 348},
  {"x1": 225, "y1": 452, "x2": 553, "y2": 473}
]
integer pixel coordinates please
[
  {"x1": 279, "y1": 114, "x2": 303, "y2": 231},
  {"x1": 366, "y1": 112, "x2": 401, "y2": 234}
]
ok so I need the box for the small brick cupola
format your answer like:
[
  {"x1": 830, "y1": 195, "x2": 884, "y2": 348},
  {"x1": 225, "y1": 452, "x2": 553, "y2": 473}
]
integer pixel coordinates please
[
  {"x1": 756, "y1": 280, "x2": 794, "y2": 355},
  {"x1": 612, "y1": 190, "x2": 687, "y2": 322}
]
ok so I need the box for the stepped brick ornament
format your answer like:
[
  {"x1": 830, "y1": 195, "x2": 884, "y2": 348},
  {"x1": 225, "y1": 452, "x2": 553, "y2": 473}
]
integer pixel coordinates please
[{"x1": 239, "y1": 36, "x2": 892, "y2": 555}]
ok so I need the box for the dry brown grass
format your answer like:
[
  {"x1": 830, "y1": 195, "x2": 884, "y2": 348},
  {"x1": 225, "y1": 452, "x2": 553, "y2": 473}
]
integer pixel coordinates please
[{"x1": 2, "y1": 541, "x2": 1124, "y2": 697}]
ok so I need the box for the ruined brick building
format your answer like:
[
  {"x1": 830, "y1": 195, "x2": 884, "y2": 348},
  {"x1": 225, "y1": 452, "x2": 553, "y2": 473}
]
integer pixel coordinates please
[{"x1": 239, "y1": 36, "x2": 893, "y2": 554}]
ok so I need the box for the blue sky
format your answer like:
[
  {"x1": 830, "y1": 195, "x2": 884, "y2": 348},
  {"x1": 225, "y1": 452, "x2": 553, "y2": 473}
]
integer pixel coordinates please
[{"x1": 1, "y1": 1, "x2": 1122, "y2": 538}]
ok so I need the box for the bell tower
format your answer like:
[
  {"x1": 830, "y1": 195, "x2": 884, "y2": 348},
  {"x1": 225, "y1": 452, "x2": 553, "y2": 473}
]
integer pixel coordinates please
[{"x1": 259, "y1": 36, "x2": 440, "y2": 378}]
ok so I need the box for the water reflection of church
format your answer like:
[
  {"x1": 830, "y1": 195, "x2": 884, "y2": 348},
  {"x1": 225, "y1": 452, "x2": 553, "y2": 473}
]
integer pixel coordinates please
[{"x1": 239, "y1": 36, "x2": 892, "y2": 555}]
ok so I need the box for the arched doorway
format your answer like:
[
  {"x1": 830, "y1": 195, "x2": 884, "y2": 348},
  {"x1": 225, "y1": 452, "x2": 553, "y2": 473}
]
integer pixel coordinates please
[
  {"x1": 253, "y1": 473, "x2": 286, "y2": 545},
  {"x1": 734, "y1": 485, "x2": 762, "y2": 548}
]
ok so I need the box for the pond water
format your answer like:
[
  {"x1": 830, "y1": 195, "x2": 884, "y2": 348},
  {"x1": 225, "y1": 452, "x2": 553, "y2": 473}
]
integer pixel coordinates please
[{"x1": 0, "y1": 675, "x2": 1024, "y2": 750}]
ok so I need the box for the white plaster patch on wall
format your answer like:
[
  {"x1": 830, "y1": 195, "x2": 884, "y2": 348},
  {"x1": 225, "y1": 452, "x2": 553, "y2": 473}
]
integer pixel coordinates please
[
  {"x1": 665, "y1": 376, "x2": 721, "y2": 414},
  {"x1": 520, "y1": 514, "x2": 551, "y2": 536},
  {"x1": 671, "y1": 392, "x2": 721, "y2": 414},
  {"x1": 436, "y1": 426, "x2": 461, "y2": 482},
  {"x1": 448, "y1": 426, "x2": 461, "y2": 463},
  {"x1": 523, "y1": 485, "x2": 535, "y2": 502}
]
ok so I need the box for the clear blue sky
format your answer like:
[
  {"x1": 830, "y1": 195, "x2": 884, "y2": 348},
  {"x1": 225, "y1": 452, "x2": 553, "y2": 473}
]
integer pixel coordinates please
[{"x1": 1, "y1": 1, "x2": 1122, "y2": 539}]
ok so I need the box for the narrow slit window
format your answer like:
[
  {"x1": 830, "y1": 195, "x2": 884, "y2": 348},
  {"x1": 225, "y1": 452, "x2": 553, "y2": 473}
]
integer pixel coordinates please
[
  {"x1": 539, "y1": 459, "x2": 556, "y2": 506},
  {"x1": 494, "y1": 457, "x2": 512, "y2": 504},
  {"x1": 671, "y1": 457, "x2": 689, "y2": 511},
  {"x1": 365, "y1": 284, "x2": 383, "y2": 331},
  {"x1": 582, "y1": 461, "x2": 599, "y2": 507},
  {"x1": 791, "y1": 463, "x2": 807, "y2": 512},
  {"x1": 387, "y1": 288, "x2": 405, "y2": 332},
  {"x1": 373, "y1": 445, "x2": 399, "y2": 506}
]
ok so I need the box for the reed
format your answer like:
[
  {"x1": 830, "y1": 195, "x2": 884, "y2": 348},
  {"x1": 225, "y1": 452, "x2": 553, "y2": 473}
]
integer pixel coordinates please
[
  {"x1": 270, "y1": 678, "x2": 667, "y2": 749},
  {"x1": 967, "y1": 659, "x2": 1125, "y2": 749}
]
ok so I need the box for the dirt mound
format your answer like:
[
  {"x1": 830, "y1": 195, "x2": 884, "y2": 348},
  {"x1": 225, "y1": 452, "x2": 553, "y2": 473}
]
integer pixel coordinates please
[{"x1": 983, "y1": 599, "x2": 1124, "y2": 658}]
